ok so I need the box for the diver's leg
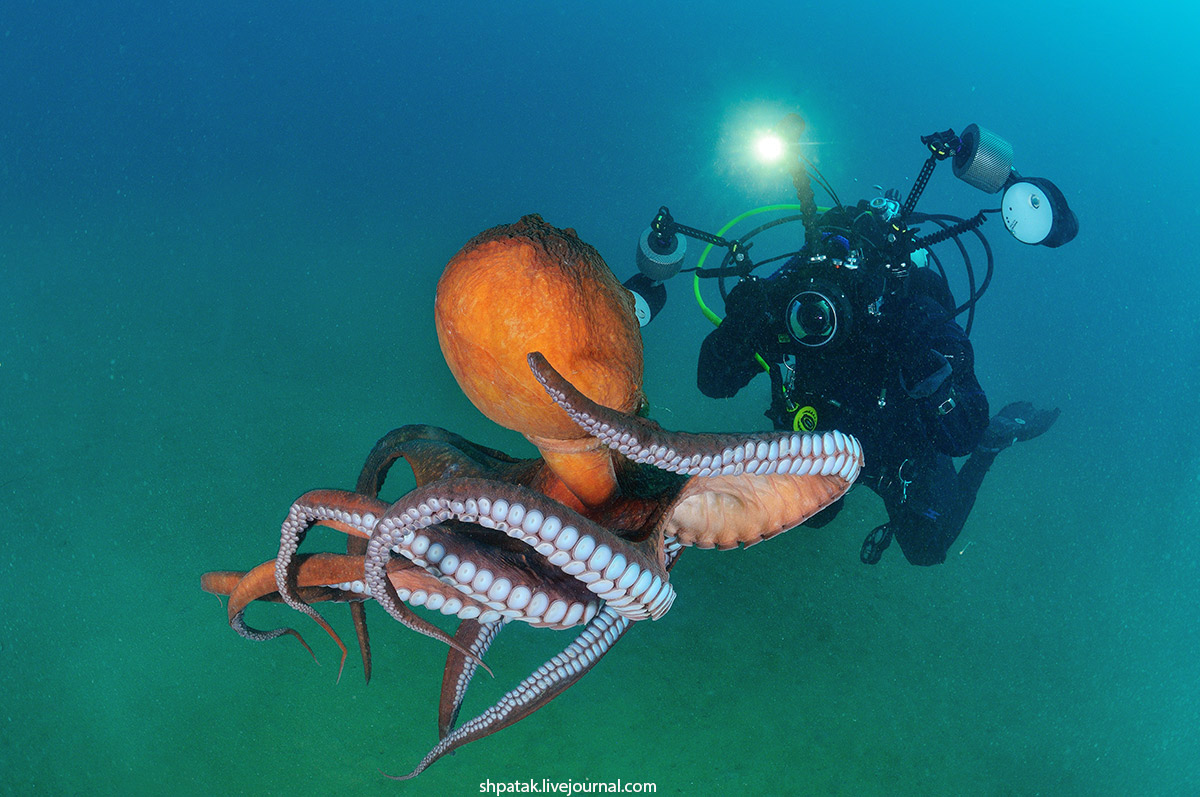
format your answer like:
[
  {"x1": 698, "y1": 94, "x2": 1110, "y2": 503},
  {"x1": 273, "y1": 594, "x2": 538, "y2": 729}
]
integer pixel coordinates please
[
  {"x1": 864, "y1": 404, "x2": 1061, "y2": 565},
  {"x1": 949, "y1": 448, "x2": 995, "y2": 525},
  {"x1": 978, "y1": 401, "x2": 1061, "y2": 454},
  {"x1": 888, "y1": 454, "x2": 959, "y2": 566},
  {"x1": 859, "y1": 457, "x2": 918, "y2": 565},
  {"x1": 952, "y1": 401, "x2": 1062, "y2": 525}
]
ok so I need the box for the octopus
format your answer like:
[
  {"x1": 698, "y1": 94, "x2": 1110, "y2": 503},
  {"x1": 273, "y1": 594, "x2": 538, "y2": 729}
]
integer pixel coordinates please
[{"x1": 201, "y1": 214, "x2": 863, "y2": 778}]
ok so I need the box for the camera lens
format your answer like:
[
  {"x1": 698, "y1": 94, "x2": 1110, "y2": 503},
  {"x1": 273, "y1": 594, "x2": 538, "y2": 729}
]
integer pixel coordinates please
[{"x1": 788, "y1": 290, "x2": 837, "y2": 346}]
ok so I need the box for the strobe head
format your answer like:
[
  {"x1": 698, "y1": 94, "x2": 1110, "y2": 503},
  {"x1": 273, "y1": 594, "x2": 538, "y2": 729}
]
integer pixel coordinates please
[
  {"x1": 953, "y1": 123, "x2": 1014, "y2": 193},
  {"x1": 635, "y1": 223, "x2": 687, "y2": 282},
  {"x1": 1001, "y1": 176, "x2": 1078, "y2": 247},
  {"x1": 949, "y1": 123, "x2": 1078, "y2": 247},
  {"x1": 624, "y1": 210, "x2": 688, "y2": 327}
]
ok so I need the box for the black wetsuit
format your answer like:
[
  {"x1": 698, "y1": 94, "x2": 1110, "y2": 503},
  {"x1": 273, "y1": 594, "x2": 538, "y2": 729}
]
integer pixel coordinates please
[{"x1": 697, "y1": 259, "x2": 994, "y2": 565}]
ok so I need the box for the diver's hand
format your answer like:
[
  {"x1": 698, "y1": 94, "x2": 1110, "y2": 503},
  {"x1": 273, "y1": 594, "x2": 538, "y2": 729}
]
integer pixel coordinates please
[
  {"x1": 721, "y1": 277, "x2": 767, "y2": 325},
  {"x1": 718, "y1": 277, "x2": 773, "y2": 347}
]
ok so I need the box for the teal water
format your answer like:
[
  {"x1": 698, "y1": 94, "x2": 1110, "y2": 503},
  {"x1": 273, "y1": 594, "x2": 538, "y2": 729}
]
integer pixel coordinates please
[{"x1": 2, "y1": 2, "x2": 1197, "y2": 795}]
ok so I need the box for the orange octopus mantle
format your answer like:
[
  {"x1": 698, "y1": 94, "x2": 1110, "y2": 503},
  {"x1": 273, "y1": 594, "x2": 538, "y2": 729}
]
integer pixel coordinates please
[{"x1": 435, "y1": 214, "x2": 644, "y2": 508}]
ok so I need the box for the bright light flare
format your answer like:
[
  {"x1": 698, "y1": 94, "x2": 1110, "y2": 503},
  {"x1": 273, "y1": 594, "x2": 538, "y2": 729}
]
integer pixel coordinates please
[{"x1": 753, "y1": 131, "x2": 787, "y2": 164}]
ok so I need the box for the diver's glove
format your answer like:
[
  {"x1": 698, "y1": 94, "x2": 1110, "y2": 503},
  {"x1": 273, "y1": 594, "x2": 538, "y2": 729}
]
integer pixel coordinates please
[
  {"x1": 721, "y1": 276, "x2": 765, "y2": 322},
  {"x1": 718, "y1": 276, "x2": 774, "y2": 348}
]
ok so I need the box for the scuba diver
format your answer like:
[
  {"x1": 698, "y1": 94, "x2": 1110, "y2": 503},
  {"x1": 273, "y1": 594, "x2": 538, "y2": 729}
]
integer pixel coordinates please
[
  {"x1": 625, "y1": 116, "x2": 1076, "y2": 565},
  {"x1": 695, "y1": 199, "x2": 1061, "y2": 565}
]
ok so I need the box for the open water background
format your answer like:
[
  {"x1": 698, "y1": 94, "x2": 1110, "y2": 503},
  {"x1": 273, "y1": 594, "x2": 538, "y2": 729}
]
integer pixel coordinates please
[{"x1": 1, "y1": 2, "x2": 1197, "y2": 794}]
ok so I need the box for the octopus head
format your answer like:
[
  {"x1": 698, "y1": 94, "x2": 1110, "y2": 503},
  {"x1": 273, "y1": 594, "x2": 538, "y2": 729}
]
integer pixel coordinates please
[{"x1": 435, "y1": 214, "x2": 644, "y2": 507}]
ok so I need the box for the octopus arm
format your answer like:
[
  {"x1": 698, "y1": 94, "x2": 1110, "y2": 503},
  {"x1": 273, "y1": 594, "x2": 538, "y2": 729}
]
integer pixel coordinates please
[
  {"x1": 399, "y1": 542, "x2": 683, "y2": 779},
  {"x1": 355, "y1": 424, "x2": 534, "y2": 497},
  {"x1": 528, "y1": 351, "x2": 864, "y2": 548},
  {"x1": 394, "y1": 605, "x2": 634, "y2": 780},
  {"x1": 438, "y1": 619, "x2": 505, "y2": 739},
  {"x1": 273, "y1": 490, "x2": 477, "y2": 667},
  {"x1": 348, "y1": 425, "x2": 539, "y2": 679},
  {"x1": 202, "y1": 553, "x2": 489, "y2": 680}
]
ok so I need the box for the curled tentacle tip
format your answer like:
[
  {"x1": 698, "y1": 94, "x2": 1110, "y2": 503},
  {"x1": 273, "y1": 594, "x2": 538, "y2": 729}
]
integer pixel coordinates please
[
  {"x1": 447, "y1": 638, "x2": 493, "y2": 678},
  {"x1": 306, "y1": 611, "x2": 349, "y2": 670},
  {"x1": 380, "y1": 767, "x2": 419, "y2": 781},
  {"x1": 282, "y1": 628, "x2": 318, "y2": 664}
]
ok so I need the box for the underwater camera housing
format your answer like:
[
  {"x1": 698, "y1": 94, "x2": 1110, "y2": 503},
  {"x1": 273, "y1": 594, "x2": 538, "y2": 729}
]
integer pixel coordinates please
[
  {"x1": 768, "y1": 199, "x2": 910, "y2": 352},
  {"x1": 624, "y1": 115, "x2": 1078, "y2": 334},
  {"x1": 785, "y1": 273, "x2": 853, "y2": 349}
]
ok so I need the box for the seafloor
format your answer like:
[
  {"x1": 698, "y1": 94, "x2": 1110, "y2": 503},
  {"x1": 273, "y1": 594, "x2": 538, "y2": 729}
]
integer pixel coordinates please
[{"x1": 2, "y1": 200, "x2": 1194, "y2": 796}]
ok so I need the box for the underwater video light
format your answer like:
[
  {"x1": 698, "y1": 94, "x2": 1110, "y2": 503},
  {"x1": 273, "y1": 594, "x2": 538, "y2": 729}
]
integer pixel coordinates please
[
  {"x1": 635, "y1": 222, "x2": 687, "y2": 282},
  {"x1": 754, "y1": 131, "x2": 787, "y2": 164},
  {"x1": 624, "y1": 207, "x2": 688, "y2": 326},
  {"x1": 753, "y1": 113, "x2": 808, "y2": 165},
  {"x1": 949, "y1": 122, "x2": 1078, "y2": 247},
  {"x1": 952, "y1": 123, "x2": 1014, "y2": 193}
]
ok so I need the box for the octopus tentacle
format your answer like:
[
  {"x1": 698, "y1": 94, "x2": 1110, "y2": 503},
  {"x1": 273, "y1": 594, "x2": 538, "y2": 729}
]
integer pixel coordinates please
[
  {"x1": 348, "y1": 425, "x2": 539, "y2": 681},
  {"x1": 529, "y1": 351, "x2": 864, "y2": 548},
  {"x1": 207, "y1": 554, "x2": 505, "y2": 627},
  {"x1": 202, "y1": 554, "x2": 367, "y2": 671},
  {"x1": 232, "y1": 555, "x2": 361, "y2": 624},
  {"x1": 200, "y1": 567, "x2": 318, "y2": 659},
  {"x1": 355, "y1": 425, "x2": 533, "y2": 498},
  {"x1": 273, "y1": 490, "x2": 388, "y2": 674},
  {"x1": 530, "y1": 351, "x2": 862, "y2": 482},
  {"x1": 439, "y1": 619, "x2": 505, "y2": 739},
  {"x1": 371, "y1": 516, "x2": 600, "y2": 629},
  {"x1": 400, "y1": 542, "x2": 684, "y2": 780},
  {"x1": 393, "y1": 605, "x2": 634, "y2": 780},
  {"x1": 273, "y1": 490, "x2": 468, "y2": 657},
  {"x1": 204, "y1": 553, "x2": 505, "y2": 680},
  {"x1": 348, "y1": 597, "x2": 372, "y2": 683},
  {"x1": 364, "y1": 478, "x2": 674, "y2": 628},
  {"x1": 200, "y1": 555, "x2": 365, "y2": 610}
]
